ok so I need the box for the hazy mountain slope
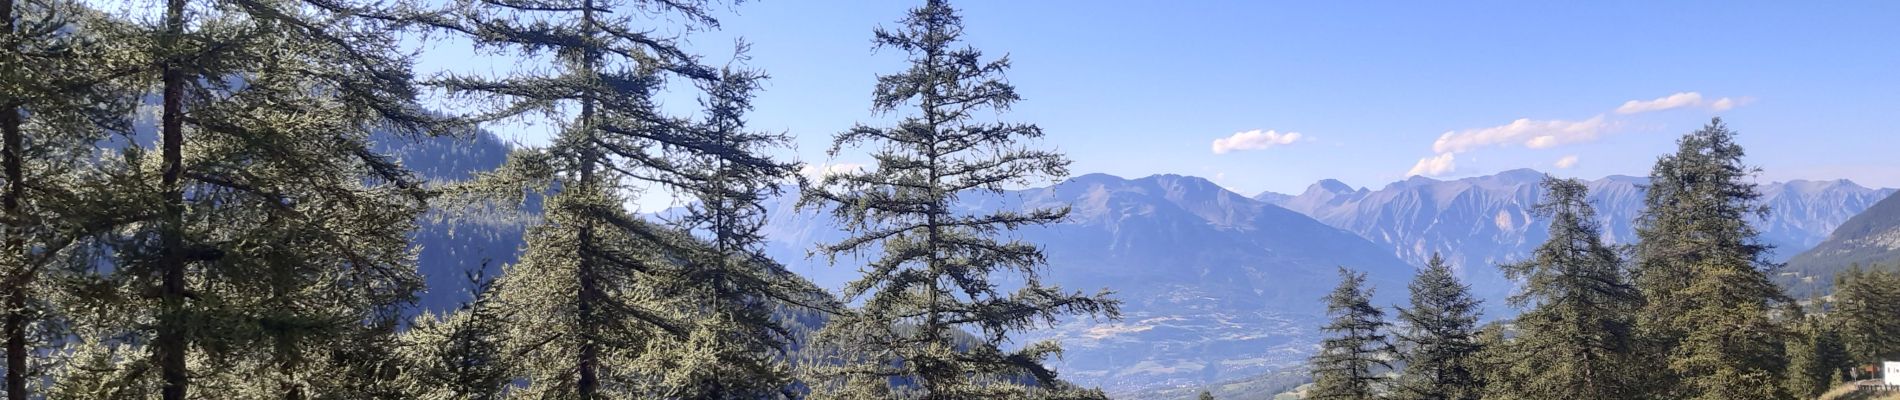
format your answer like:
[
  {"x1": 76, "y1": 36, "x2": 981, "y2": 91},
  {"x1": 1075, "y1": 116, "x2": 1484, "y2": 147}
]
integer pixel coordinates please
[
  {"x1": 765, "y1": 173, "x2": 1416, "y2": 391},
  {"x1": 373, "y1": 130, "x2": 531, "y2": 312},
  {"x1": 1779, "y1": 191, "x2": 1900, "y2": 298},
  {"x1": 1258, "y1": 169, "x2": 1891, "y2": 310}
]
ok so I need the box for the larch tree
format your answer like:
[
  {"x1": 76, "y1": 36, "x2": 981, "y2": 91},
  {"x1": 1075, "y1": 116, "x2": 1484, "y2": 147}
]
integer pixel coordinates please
[
  {"x1": 398, "y1": 271, "x2": 514, "y2": 400},
  {"x1": 417, "y1": 0, "x2": 809, "y2": 396},
  {"x1": 1308, "y1": 267, "x2": 1394, "y2": 400},
  {"x1": 1493, "y1": 176, "x2": 1644, "y2": 399},
  {"x1": 0, "y1": 1, "x2": 137, "y2": 398},
  {"x1": 1392, "y1": 253, "x2": 1483, "y2": 400},
  {"x1": 54, "y1": 0, "x2": 450, "y2": 398},
  {"x1": 649, "y1": 62, "x2": 819, "y2": 398},
  {"x1": 796, "y1": 1, "x2": 1120, "y2": 398},
  {"x1": 1632, "y1": 118, "x2": 1790, "y2": 400}
]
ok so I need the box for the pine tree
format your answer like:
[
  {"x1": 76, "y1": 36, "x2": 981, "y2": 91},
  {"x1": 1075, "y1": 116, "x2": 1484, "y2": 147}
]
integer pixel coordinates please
[
  {"x1": 1633, "y1": 118, "x2": 1790, "y2": 400},
  {"x1": 419, "y1": 0, "x2": 815, "y2": 395},
  {"x1": 650, "y1": 63, "x2": 816, "y2": 398},
  {"x1": 1308, "y1": 267, "x2": 1394, "y2": 400},
  {"x1": 70, "y1": 0, "x2": 448, "y2": 397},
  {"x1": 1783, "y1": 316, "x2": 1848, "y2": 399},
  {"x1": 0, "y1": 1, "x2": 136, "y2": 397},
  {"x1": 796, "y1": 1, "x2": 1120, "y2": 398},
  {"x1": 1198, "y1": 389, "x2": 1215, "y2": 400},
  {"x1": 1393, "y1": 253, "x2": 1483, "y2": 400},
  {"x1": 1468, "y1": 323, "x2": 1516, "y2": 399},
  {"x1": 1493, "y1": 176, "x2": 1643, "y2": 399},
  {"x1": 1833, "y1": 266, "x2": 1900, "y2": 368},
  {"x1": 399, "y1": 271, "x2": 513, "y2": 400}
]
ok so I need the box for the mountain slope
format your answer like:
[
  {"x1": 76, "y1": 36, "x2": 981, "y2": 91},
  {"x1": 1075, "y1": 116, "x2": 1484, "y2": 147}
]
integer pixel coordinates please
[
  {"x1": 765, "y1": 173, "x2": 1416, "y2": 391},
  {"x1": 1257, "y1": 169, "x2": 1892, "y2": 311},
  {"x1": 1780, "y1": 191, "x2": 1900, "y2": 298}
]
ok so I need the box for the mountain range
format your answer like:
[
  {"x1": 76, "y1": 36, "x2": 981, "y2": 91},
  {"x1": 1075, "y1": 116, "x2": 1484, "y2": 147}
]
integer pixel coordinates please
[{"x1": 1254, "y1": 169, "x2": 1893, "y2": 314}]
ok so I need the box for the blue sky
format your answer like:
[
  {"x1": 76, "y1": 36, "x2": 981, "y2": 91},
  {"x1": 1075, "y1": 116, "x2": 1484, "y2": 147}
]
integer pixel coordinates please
[{"x1": 413, "y1": 1, "x2": 1900, "y2": 208}]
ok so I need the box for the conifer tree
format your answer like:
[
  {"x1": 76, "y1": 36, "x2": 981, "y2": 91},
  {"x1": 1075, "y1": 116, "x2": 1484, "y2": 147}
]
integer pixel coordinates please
[
  {"x1": 1468, "y1": 323, "x2": 1515, "y2": 399},
  {"x1": 650, "y1": 63, "x2": 817, "y2": 398},
  {"x1": 69, "y1": 0, "x2": 448, "y2": 397},
  {"x1": 1198, "y1": 390, "x2": 1215, "y2": 400},
  {"x1": 1783, "y1": 316, "x2": 1848, "y2": 399},
  {"x1": 1632, "y1": 118, "x2": 1790, "y2": 400},
  {"x1": 419, "y1": 0, "x2": 812, "y2": 396},
  {"x1": 1493, "y1": 176, "x2": 1643, "y2": 399},
  {"x1": 797, "y1": 1, "x2": 1120, "y2": 398},
  {"x1": 1832, "y1": 266, "x2": 1900, "y2": 367},
  {"x1": 1308, "y1": 267, "x2": 1393, "y2": 400},
  {"x1": 1393, "y1": 254, "x2": 1483, "y2": 400},
  {"x1": 399, "y1": 271, "x2": 513, "y2": 400},
  {"x1": 0, "y1": 1, "x2": 136, "y2": 397}
]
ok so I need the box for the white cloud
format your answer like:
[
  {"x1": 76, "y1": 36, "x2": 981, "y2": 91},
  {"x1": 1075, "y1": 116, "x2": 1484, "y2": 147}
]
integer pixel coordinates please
[
  {"x1": 1211, "y1": 129, "x2": 1303, "y2": 154},
  {"x1": 1710, "y1": 98, "x2": 1740, "y2": 112},
  {"x1": 1616, "y1": 92, "x2": 1749, "y2": 114},
  {"x1": 1554, "y1": 155, "x2": 1579, "y2": 169},
  {"x1": 1406, "y1": 152, "x2": 1457, "y2": 177},
  {"x1": 799, "y1": 162, "x2": 865, "y2": 180},
  {"x1": 1617, "y1": 92, "x2": 1704, "y2": 114},
  {"x1": 1431, "y1": 115, "x2": 1611, "y2": 154}
]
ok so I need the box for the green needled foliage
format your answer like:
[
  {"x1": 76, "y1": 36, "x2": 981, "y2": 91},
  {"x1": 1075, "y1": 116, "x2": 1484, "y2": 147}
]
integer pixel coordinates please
[
  {"x1": 48, "y1": 0, "x2": 449, "y2": 398},
  {"x1": 416, "y1": 0, "x2": 815, "y2": 397},
  {"x1": 1782, "y1": 315, "x2": 1848, "y2": 399},
  {"x1": 1308, "y1": 267, "x2": 1393, "y2": 400},
  {"x1": 796, "y1": 1, "x2": 1119, "y2": 398},
  {"x1": 397, "y1": 271, "x2": 513, "y2": 400},
  {"x1": 1392, "y1": 253, "x2": 1483, "y2": 400},
  {"x1": 1633, "y1": 118, "x2": 1791, "y2": 400},
  {"x1": 1490, "y1": 176, "x2": 1643, "y2": 400},
  {"x1": 1832, "y1": 266, "x2": 1900, "y2": 368},
  {"x1": 0, "y1": 1, "x2": 137, "y2": 398},
  {"x1": 648, "y1": 63, "x2": 823, "y2": 399}
]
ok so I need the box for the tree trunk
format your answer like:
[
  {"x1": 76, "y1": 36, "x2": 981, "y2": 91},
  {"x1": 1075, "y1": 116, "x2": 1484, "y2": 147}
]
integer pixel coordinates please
[
  {"x1": 574, "y1": 2, "x2": 601, "y2": 397},
  {"x1": 1, "y1": 0, "x2": 27, "y2": 397},
  {"x1": 157, "y1": 0, "x2": 191, "y2": 398}
]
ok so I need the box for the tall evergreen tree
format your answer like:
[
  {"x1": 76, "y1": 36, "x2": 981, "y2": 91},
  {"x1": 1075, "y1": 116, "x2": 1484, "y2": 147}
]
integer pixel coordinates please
[
  {"x1": 1632, "y1": 118, "x2": 1790, "y2": 400},
  {"x1": 797, "y1": 1, "x2": 1120, "y2": 398},
  {"x1": 1493, "y1": 176, "x2": 1643, "y2": 399},
  {"x1": 1832, "y1": 266, "x2": 1900, "y2": 368},
  {"x1": 1308, "y1": 267, "x2": 1393, "y2": 400},
  {"x1": 1467, "y1": 323, "x2": 1515, "y2": 399},
  {"x1": 65, "y1": 0, "x2": 449, "y2": 397},
  {"x1": 1783, "y1": 316, "x2": 1848, "y2": 399},
  {"x1": 651, "y1": 63, "x2": 815, "y2": 398},
  {"x1": 419, "y1": 0, "x2": 809, "y2": 396},
  {"x1": 399, "y1": 271, "x2": 513, "y2": 400},
  {"x1": 0, "y1": 1, "x2": 135, "y2": 397},
  {"x1": 1393, "y1": 253, "x2": 1483, "y2": 400}
]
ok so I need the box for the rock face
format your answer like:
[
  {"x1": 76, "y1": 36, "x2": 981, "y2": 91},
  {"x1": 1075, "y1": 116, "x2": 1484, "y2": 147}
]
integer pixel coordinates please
[
  {"x1": 1257, "y1": 169, "x2": 1892, "y2": 313},
  {"x1": 763, "y1": 173, "x2": 1415, "y2": 391}
]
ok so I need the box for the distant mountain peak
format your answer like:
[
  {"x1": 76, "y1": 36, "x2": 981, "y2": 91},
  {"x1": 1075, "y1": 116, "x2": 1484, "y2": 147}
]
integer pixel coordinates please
[
  {"x1": 1494, "y1": 168, "x2": 1546, "y2": 181},
  {"x1": 1062, "y1": 172, "x2": 1128, "y2": 186},
  {"x1": 1310, "y1": 178, "x2": 1357, "y2": 195}
]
